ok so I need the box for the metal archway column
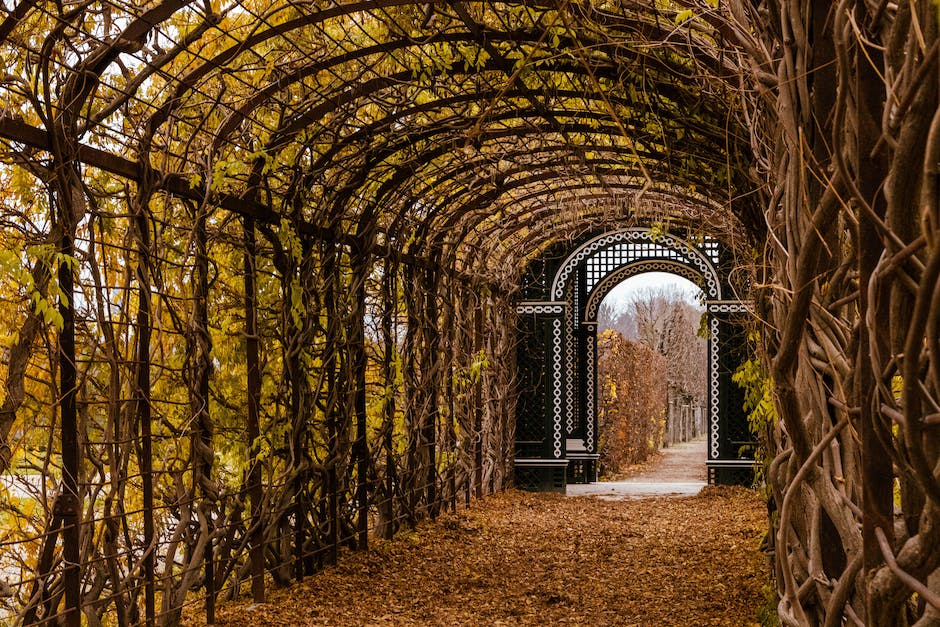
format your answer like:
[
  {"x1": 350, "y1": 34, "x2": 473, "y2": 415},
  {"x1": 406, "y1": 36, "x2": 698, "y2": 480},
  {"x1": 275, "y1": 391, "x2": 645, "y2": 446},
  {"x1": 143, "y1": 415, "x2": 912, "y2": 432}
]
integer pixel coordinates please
[
  {"x1": 570, "y1": 319, "x2": 600, "y2": 483},
  {"x1": 513, "y1": 301, "x2": 569, "y2": 493},
  {"x1": 704, "y1": 300, "x2": 754, "y2": 484}
]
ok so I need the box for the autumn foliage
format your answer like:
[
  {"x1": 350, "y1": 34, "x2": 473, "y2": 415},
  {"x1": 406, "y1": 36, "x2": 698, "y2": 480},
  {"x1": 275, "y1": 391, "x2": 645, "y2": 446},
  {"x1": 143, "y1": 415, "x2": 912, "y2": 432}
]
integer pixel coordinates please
[{"x1": 596, "y1": 330, "x2": 667, "y2": 474}]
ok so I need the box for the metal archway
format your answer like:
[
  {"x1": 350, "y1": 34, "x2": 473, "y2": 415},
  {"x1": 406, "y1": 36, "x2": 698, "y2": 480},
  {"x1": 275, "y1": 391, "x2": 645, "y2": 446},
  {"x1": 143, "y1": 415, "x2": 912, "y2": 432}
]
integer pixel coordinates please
[{"x1": 514, "y1": 228, "x2": 754, "y2": 492}]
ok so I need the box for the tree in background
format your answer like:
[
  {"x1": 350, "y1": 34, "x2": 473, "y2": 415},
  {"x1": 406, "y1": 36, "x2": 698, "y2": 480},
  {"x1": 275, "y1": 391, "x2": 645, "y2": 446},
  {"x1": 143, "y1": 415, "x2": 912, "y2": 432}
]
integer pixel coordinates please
[
  {"x1": 598, "y1": 285, "x2": 707, "y2": 445},
  {"x1": 596, "y1": 331, "x2": 667, "y2": 474}
]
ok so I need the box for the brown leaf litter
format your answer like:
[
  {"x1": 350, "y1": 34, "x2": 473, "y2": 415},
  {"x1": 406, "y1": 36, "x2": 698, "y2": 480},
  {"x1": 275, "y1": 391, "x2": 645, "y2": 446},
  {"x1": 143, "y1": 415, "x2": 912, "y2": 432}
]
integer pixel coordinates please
[{"x1": 195, "y1": 486, "x2": 770, "y2": 626}]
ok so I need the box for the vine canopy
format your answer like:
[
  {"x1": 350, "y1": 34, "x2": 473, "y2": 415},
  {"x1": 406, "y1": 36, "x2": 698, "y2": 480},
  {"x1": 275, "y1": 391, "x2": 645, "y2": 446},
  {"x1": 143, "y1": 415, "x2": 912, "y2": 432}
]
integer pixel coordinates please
[
  {"x1": 5, "y1": 0, "x2": 940, "y2": 625},
  {"x1": 0, "y1": 0, "x2": 760, "y2": 282}
]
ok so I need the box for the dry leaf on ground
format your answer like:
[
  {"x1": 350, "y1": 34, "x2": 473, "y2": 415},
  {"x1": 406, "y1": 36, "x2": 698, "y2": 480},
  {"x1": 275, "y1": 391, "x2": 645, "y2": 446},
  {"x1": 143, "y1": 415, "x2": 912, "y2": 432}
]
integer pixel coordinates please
[{"x1": 196, "y1": 486, "x2": 771, "y2": 626}]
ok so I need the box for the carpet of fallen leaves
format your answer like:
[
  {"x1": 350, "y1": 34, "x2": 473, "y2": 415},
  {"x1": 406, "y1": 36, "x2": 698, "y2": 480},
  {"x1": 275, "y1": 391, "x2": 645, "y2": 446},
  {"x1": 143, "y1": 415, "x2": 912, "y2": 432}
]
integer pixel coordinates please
[{"x1": 199, "y1": 486, "x2": 770, "y2": 626}]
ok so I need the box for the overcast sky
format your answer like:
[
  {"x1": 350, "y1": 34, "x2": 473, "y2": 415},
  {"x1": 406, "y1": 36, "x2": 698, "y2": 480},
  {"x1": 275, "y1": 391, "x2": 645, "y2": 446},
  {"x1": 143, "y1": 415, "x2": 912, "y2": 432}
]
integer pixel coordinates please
[{"x1": 602, "y1": 272, "x2": 703, "y2": 311}]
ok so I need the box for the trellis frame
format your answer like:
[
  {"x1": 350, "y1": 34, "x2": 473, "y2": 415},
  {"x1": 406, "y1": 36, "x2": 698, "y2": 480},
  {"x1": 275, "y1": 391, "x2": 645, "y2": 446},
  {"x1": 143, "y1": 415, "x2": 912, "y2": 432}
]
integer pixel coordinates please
[{"x1": 0, "y1": 0, "x2": 938, "y2": 625}]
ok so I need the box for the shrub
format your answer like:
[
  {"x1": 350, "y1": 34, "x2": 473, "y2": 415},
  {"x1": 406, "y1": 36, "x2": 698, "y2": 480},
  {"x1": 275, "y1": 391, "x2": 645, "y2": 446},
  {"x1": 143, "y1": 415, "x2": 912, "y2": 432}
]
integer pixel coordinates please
[{"x1": 597, "y1": 330, "x2": 668, "y2": 474}]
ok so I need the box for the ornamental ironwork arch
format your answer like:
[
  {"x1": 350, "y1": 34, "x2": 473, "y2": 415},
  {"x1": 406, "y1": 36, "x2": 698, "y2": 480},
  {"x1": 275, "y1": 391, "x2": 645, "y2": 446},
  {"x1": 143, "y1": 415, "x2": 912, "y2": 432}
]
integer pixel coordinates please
[
  {"x1": 514, "y1": 228, "x2": 754, "y2": 493},
  {"x1": 582, "y1": 260, "x2": 706, "y2": 323},
  {"x1": 550, "y1": 228, "x2": 722, "y2": 302}
]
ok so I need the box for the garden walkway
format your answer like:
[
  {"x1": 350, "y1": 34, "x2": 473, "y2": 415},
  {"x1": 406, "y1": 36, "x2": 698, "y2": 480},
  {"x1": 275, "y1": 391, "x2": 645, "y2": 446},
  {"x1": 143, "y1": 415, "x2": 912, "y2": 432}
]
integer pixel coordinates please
[
  {"x1": 203, "y1": 440, "x2": 769, "y2": 626},
  {"x1": 567, "y1": 436, "x2": 708, "y2": 499}
]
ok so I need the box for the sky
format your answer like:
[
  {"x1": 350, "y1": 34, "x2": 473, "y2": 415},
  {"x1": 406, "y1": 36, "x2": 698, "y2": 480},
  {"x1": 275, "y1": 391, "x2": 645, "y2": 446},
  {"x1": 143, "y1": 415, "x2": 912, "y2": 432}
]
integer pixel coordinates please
[{"x1": 601, "y1": 272, "x2": 703, "y2": 312}]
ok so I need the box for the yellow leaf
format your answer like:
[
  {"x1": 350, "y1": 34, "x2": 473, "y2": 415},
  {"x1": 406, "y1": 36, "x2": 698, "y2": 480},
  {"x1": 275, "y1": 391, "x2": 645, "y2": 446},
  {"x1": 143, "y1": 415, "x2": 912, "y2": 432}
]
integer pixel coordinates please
[{"x1": 675, "y1": 9, "x2": 694, "y2": 24}]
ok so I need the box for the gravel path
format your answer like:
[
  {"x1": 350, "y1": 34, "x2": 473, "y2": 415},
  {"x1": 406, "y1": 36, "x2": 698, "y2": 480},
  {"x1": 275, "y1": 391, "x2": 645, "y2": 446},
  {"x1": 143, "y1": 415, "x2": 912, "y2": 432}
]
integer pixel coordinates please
[{"x1": 567, "y1": 437, "x2": 708, "y2": 498}]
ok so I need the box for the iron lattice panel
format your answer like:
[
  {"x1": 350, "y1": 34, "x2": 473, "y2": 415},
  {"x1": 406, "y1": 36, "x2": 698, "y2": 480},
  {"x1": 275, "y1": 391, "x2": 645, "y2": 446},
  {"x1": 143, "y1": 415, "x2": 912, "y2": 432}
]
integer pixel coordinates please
[
  {"x1": 515, "y1": 316, "x2": 549, "y2": 445},
  {"x1": 515, "y1": 466, "x2": 567, "y2": 493},
  {"x1": 701, "y1": 239, "x2": 720, "y2": 264},
  {"x1": 585, "y1": 241, "x2": 684, "y2": 290},
  {"x1": 515, "y1": 467, "x2": 543, "y2": 491},
  {"x1": 709, "y1": 466, "x2": 755, "y2": 487},
  {"x1": 715, "y1": 314, "x2": 755, "y2": 459},
  {"x1": 521, "y1": 243, "x2": 571, "y2": 300},
  {"x1": 564, "y1": 276, "x2": 579, "y2": 436}
]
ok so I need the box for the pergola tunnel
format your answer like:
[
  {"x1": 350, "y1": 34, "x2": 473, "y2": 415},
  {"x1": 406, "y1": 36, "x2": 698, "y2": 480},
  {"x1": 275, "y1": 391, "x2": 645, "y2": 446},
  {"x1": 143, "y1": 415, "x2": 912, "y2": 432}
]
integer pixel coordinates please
[{"x1": 0, "y1": 1, "x2": 938, "y2": 625}]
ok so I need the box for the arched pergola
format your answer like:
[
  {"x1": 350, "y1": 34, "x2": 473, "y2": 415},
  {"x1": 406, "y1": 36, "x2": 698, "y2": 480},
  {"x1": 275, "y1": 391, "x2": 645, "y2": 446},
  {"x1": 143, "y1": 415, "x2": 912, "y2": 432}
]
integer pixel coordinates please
[{"x1": 0, "y1": 0, "x2": 937, "y2": 625}]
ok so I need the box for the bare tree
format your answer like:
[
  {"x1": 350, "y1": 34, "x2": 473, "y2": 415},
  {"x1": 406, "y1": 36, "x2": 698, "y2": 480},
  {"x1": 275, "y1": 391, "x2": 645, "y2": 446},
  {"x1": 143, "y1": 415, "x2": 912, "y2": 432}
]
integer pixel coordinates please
[
  {"x1": 629, "y1": 287, "x2": 707, "y2": 403},
  {"x1": 598, "y1": 299, "x2": 636, "y2": 339},
  {"x1": 600, "y1": 286, "x2": 707, "y2": 445}
]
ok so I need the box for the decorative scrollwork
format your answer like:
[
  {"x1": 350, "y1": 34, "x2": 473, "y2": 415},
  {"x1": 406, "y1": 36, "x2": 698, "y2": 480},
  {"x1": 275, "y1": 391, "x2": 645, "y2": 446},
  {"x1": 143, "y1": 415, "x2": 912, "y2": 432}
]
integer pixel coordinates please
[
  {"x1": 564, "y1": 307, "x2": 575, "y2": 435},
  {"x1": 586, "y1": 333, "x2": 596, "y2": 452},
  {"x1": 710, "y1": 319, "x2": 720, "y2": 460},
  {"x1": 550, "y1": 228, "x2": 722, "y2": 301},
  {"x1": 583, "y1": 260, "x2": 705, "y2": 322},
  {"x1": 552, "y1": 319, "x2": 564, "y2": 458},
  {"x1": 707, "y1": 301, "x2": 751, "y2": 314},
  {"x1": 516, "y1": 302, "x2": 566, "y2": 315}
]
